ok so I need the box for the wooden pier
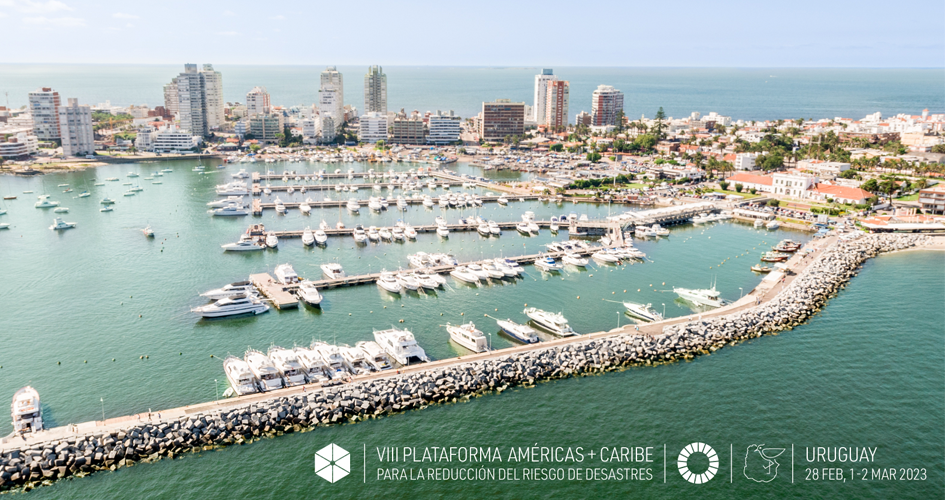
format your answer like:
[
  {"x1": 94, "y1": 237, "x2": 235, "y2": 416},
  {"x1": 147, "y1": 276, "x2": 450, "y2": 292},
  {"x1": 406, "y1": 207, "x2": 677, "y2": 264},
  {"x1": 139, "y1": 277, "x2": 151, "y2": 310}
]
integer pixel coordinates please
[
  {"x1": 249, "y1": 273, "x2": 300, "y2": 309},
  {"x1": 263, "y1": 219, "x2": 563, "y2": 238},
  {"x1": 250, "y1": 194, "x2": 542, "y2": 213}
]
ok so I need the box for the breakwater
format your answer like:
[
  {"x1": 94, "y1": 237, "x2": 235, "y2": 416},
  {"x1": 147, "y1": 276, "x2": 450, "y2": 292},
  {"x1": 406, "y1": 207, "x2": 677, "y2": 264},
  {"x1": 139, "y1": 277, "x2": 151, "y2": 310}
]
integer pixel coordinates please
[{"x1": 0, "y1": 233, "x2": 935, "y2": 493}]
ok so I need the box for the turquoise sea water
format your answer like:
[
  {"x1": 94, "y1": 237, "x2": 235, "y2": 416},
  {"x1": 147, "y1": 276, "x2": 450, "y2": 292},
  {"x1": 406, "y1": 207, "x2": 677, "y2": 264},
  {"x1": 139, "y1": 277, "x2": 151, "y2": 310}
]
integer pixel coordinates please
[
  {"x1": 0, "y1": 66, "x2": 942, "y2": 121},
  {"x1": 1, "y1": 161, "x2": 943, "y2": 498}
]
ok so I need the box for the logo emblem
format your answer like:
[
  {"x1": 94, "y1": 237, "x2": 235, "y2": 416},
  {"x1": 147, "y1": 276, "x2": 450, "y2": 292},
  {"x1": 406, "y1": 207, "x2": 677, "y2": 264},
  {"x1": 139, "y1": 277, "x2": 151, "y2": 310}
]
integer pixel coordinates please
[
  {"x1": 677, "y1": 442, "x2": 719, "y2": 484},
  {"x1": 314, "y1": 443, "x2": 350, "y2": 483},
  {"x1": 743, "y1": 444, "x2": 785, "y2": 483}
]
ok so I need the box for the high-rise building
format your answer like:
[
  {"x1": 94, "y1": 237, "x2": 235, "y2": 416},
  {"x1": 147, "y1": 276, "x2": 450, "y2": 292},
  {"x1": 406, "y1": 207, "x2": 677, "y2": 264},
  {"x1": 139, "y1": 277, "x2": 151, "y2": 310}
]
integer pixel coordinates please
[
  {"x1": 358, "y1": 112, "x2": 388, "y2": 143},
  {"x1": 479, "y1": 100, "x2": 525, "y2": 142},
  {"x1": 28, "y1": 87, "x2": 62, "y2": 140},
  {"x1": 57, "y1": 98, "x2": 94, "y2": 157},
  {"x1": 249, "y1": 114, "x2": 281, "y2": 143},
  {"x1": 533, "y1": 69, "x2": 555, "y2": 125},
  {"x1": 319, "y1": 66, "x2": 344, "y2": 133},
  {"x1": 544, "y1": 80, "x2": 569, "y2": 130},
  {"x1": 427, "y1": 110, "x2": 461, "y2": 145},
  {"x1": 390, "y1": 117, "x2": 425, "y2": 144},
  {"x1": 173, "y1": 63, "x2": 224, "y2": 137},
  {"x1": 575, "y1": 111, "x2": 591, "y2": 126},
  {"x1": 364, "y1": 65, "x2": 387, "y2": 114},
  {"x1": 163, "y1": 78, "x2": 179, "y2": 117},
  {"x1": 246, "y1": 86, "x2": 271, "y2": 116},
  {"x1": 590, "y1": 85, "x2": 624, "y2": 127}
]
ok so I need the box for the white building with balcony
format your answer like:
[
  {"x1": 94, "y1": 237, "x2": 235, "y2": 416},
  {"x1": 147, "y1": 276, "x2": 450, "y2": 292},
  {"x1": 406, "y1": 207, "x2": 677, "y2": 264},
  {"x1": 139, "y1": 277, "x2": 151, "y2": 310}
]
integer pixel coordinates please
[
  {"x1": 427, "y1": 111, "x2": 461, "y2": 145},
  {"x1": 58, "y1": 98, "x2": 95, "y2": 157},
  {"x1": 358, "y1": 112, "x2": 388, "y2": 143}
]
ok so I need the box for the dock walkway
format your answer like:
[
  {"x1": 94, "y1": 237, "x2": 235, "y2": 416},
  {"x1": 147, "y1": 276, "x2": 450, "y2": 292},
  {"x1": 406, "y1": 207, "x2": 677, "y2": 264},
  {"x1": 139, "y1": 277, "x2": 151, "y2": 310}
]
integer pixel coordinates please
[{"x1": 249, "y1": 273, "x2": 299, "y2": 309}]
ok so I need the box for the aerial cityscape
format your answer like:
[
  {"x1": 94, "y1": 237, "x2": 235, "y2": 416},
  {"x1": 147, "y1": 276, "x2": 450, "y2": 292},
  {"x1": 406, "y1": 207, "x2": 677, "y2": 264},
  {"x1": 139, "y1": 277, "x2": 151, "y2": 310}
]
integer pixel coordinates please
[{"x1": 0, "y1": 0, "x2": 943, "y2": 498}]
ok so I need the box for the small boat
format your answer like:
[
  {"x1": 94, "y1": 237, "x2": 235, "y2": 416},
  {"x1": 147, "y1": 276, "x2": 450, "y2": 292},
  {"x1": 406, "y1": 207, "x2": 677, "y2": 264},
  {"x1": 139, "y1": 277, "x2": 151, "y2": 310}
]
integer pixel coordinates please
[
  {"x1": 201, "y1": 281, "x2": 255, "y2": 300},
  {"x1": 11, "y1": 386, "x2": 43, "y2": 434},
  {"x1": 497, "y1": 196, "x2": 508, "y2": 205},
  {"x1": 212, "y1": 204, "x2": 249, "y2": 216},
  {"x1": 302, "y1": 227, "x2": 315, "y2": 246},
  {"x1": 49, "y1": 217, "x2": 76, "y2": 230},
  {"x1": 761, "y1": 252, "x2": 790, "y2": 262},
  {"x1": 450, "y1": 266, "x2": 480, "y2": 284},
  {"x1": 265, "y1": 231, "x2": 278, "y2": 248},
  {"x1": 495, "y1": 318, "x2": 539, "y2": 343},
  {"x1": 622, "y1": 302, "x2": 663, "y2": 322},
  {"x1": 751, "y1": 264, "x2": 773, "y2": 273},
  {"x1": 222, "y1": 234, "x2": 264, "y2": 251},
  {"x1": 377, "y1": 272, "x2": 403, "y2": 293},
  {"x1": 77, "y1": 190, "x2": 91, "y2": 198},
  {"x1": 446, "y1": 322, "x2": 489, "y2": 352},
  {"x1": 774, "y1": 240, "x2": 801, "y2": 252},
  {"x1": 298, "y1": 280, "x2": 323, "y2": 305},
  {"x1": 352, "y1": 225, "x2": 368, "y2": 244},
  {"x1": 100, "y1": 206, "x2": 114, "y2": 213},
  {"x1": 299, "y1": 200, "x2": 312, "y2": 215},
  {"x1": 53, "y1": 207, "x2": 69, "y2": 213},
  {"x1": 533, "y1": 255, "x2": 562, "y2": 272},
  {"x1": 524, "y1": 307, "x2": 576, "y2": 336},
  {"x1": 34, "y1": 195, "x2": 59, "y2": 208},
  {"x1": 488, "y1": 220, "x2": 501, "y2": 235},
  {"x1": 754, "y1": 219, "x2": 765, "y2": 228},
  {"x1": 367, "y1": 226, "x2": 380, "y2": 241},
  {"x1": 765, "y1": 220, "x2": 780, "y2": 230},
  {"x1": 674, "y1": 285, "x2": 724, "y2": 308},
  {"x1": 100, "y1": 197, "x2": 116, "y2": 205},
  {"x1": 0, "y1": 223, "x2": 9, "y2": 229},
  {"x1": 562, "y1": 253, "x2": 588, "y2": 267},
  {"x1": 378, "y1": 227, "x2": 393, "y2": 241},
  {"x1": 321, "y1": 263, "x2": 346, "y2": 280},
  {"x1": 392, "y1": 226, "x2": 405, "y2": 241},
  {"x1": 314, "y1": 229, "x2": 328, "y2": 246},
  {"x1": 143, "y1": 225, "x2": 155, "y2": 237},
  {"x1": 465, "y1": 263, "x2": 492, "y2": 280},
  {"x1": 192, "y1": 294, "x2": 269, "y2": 317},
  {"x1": 436, "y1": 225, "x2": 450, "y2": 238},
  {"x1": 2, "y1": 196, "x2": 16, "y2": 200},
  {"x1": 592, "y1": 251, "x2": 620, "y2": 263},
  {"x1": 396, "y1": 273, "x2": 420, "y2": 291}
]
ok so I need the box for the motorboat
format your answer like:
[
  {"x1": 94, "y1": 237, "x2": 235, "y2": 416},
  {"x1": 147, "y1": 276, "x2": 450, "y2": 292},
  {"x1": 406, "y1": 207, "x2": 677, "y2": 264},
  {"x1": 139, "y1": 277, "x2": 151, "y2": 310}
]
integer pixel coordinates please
[
  {"x1": 391, "y1": 226, "x2": 405, "y2": 241},
  {"x1": 53, "y1": 207, "x2": 69, "y2": 213},
  {"x1": 314, "y1": 229, "x2": 328, "y2": 245},
  {"x1": 496, "y1": 258, "x2": 525, "y2": 275},
  {"x1": 673, "y1": 285, "x2": 724, "y2": 308},
  {"x1": 319, "y1": 220, "x2": 330, "y2": 231},
  {"x1": 223, "y1": 356, "x2": 259, "y2": 396},
  {"x1": 478, "y1": 222, "x2": 491, "y2": 236},
  {"x1": 492, "y1": 260, "x2": 518, "y2": 278},
  {"x1": 651, "y1": 224, "x2": 670, "y2": 236},
  {"x1": 77, "y1": 190, "x2": 91, "y2": 198},
  {"x1": 222, "y1": 234, "x2": 264, "y2": 251},
  {"x1": 373, "y1": 328, "x2": 429, "y2": 365},
  {"x1": 274, "y1": 198, "x2": 287, "y2": 215},
  {"x1": 192, "y1": 294, "x2": 269, "y2": 317},
  {"x1": 592, "y1": 250, "x2": 620, "y2": 263},
  {"x1": 622, "y1": 302, "x2": 663, "y2": 322},
  {"x1": 265, "y1": 231, "x2": 278, "y2": 248},
  {"x1": 754, "y1": 219, "x2": 765, "y2": 228},
  {"x1": 761, "y1": 251, "x2": 790, "y2": 262},
  {"x1": 353, "y1": 225, "x2": 368, "y2": 244},
  {"x1": 562, "y1": 253, "x2": 589, "y2": 267},
  {"x1": 208, "y1": 195, "x2": 243, "y2": 208},
  {"x1": 302, "y1": 227, "x2": 315, "y2": 246},
  {"x1": 299, "y1": 200, "x2": 312, "y2": 215},
  {"x1": 751, "y1": 264, "x2": 773, "y2": 273},
  {"x1": 516, "y1": 222, "x2": 532, "y2": 234},
  {"x1": 413, "y1": 272, "x2": 441, "y2": 289},
  {"x1": 0, "y1": 223, "x2": 9, "y2": 229},
  {"x1": 311, "y1": 341, "x2": 352, "y2": 380},
  {"x1": 274, "y1": 263, "x2": 301, "y2": 285},
  {"x1": 11, "y1": 386, "x2": 43, "y2": 434},
  {"x1": 367, "y1": 226, "x2": 380, "y2": 241},
  {"x1": 356, "y1": 341, "x2": 393, "y2": 371},
  {"x1": 450, "y1": 266, "x2": 480, "y2": 284},
  {"x1": 34, "y1": 195, "x2": 60, "y2": 208},
  {"x1": 216, "y1": 182, "x2": 249, "y2": 196},
  {"x1": 488, "y1": 220, "x2": 501, "y2": 235},
  {"x1": 524, "y1": 307, "x2": 576, "y2": 336},
  {"x1": 368, "y1": 197, "x2": 383, "y2": 212},
  {"x1": 100, "y1": 206, "x2": 114, "y2": 213},
  {"x1": 378, "y1": 227, "x2": 393, "y2": 241},
  {"x1": 550, "y1": 217, "x2": 559, "y2": 233},
  {"x1": 231, "y1": 169, "x2": 251, "y2": 179},
  {"x1": 347, "y1": 198, "x2": 360, "y2": 213},
  {"x1": 100, "y1": 197, "x2": 115, "y2": 205},
  {"x1": 480, "y1": 262, "x2": 506, "y2": 279},
  {"x1": 533, "y1": 255, "x2": 562, "y2": 272},
  {"x1": 321, "y1": 263, "x2": 345, "y2": 280},
  {"x1": 293, "y1": 347, "x2": 331, "y2": 383},
  {"x1": 298, "y1": 280, "x2": 323, "y2": 305},
  {"x1": 495, "y1": 319, "x2": 539, "y2": 343},
  {"x1": 465, "y1": 263, "x2": 492, "y2": 280},
  {"x1": 396, "y1": 273, "x2": 420, "y2": 291},
  {"x1": 377, "y1": 271, "x2": 403, "y2": 293},
  {"x1": 212, "y1": 204, "x2": 248, "y2": 216},
  {"x1": 635, "y1": 226, "x2": 657, "y2": 238},
  {"x1": 497, "y1": 196, "x2": 508, "y2": 205},
  {"x1": 340, "y1": 345, "x2": 375, "y2": 375},
  {"x1": 127, "y1": 172, "x2": 139, "y2": 178},
  {"x1": 267, "y1": 347, "x2": 308, "y2": 386},
  {"x1": 765, "y1": 220, "x2": 781, "y2": 230},
  {"x1": 404, "y1": 224, "x2": 418, "y2": 239},
  {"x1": 446, "y1": 322, "x2": 489, "y2": 352},
  {"x1": 436, "y1": 225, "x2": 450, "y2": 238},
  {"x1": 244, "y1": 349, "x2": 284, "y2": 391},
  {"x1": 422, "y1": 196, "x2": 435, "y2": 208},
  {"x1": 201, "y1": 280, "x2": 255, "y2": 300},
  {"x1": 774, "y1": 239, "x2": 802, "y2": 252},
  {"x1": 49, "y1": 217, "x2": 76, "y2": 230}
]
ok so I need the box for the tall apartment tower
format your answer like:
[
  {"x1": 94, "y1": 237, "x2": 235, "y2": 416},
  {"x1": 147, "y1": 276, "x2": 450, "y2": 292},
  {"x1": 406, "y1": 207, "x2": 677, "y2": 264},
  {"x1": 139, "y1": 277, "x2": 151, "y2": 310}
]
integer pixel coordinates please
[
  {"x1": 363, "y1": 65, "x2": 387, "y2": 114},
  {"x1": 163, "y1": 78, "x2": 179, "y2": 117},
  {"x1": 479, "y1": 99, "x2": 525, "y2": 142},
  {"x1": 590, "y1": 85, "x2": 625, "y2": 127},
  {"x1": 200, "y1": 64, "x2": 224, "y2": 129},
  {"x1": 245, "y1": 86, "x2": 271, "y2": 116},
  {"x1": 544, "y1": 80, "x2": 569, "y2": 130},
  {"x1": 176, "y1": 64, "x2": 206, "y2": 136},
  {"x1": 57, "y1": 98, "x2": 94, "y2": 157},
  {"x1": 28, "y1": 87, "x2": 62, "y2": 140},
  {"x1": 533, "y1": 69, "x2": 556, "y2": 125},
  {"x1": 319, "y1": 66, "x2": 344, "y2": 132}
]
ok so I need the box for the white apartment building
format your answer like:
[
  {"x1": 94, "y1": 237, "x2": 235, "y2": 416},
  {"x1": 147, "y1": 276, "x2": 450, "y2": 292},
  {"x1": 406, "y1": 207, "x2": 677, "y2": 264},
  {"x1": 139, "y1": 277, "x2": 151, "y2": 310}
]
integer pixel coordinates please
[
  {"x1": 320, "y1": 115, "x2": 336, "y2": 143},
  {"x1": 149, "y1": 125, "x2": 200, "y2": 152},
  {"x1": 590, "y1": 85, "x2": 624, "y2": 127},
  {"x1": 172, "y1": 63, "x2": 224, "y2": 136},
  {"x1": 163, "y1": 78, "x2": 179, "y2": 117},
  {"x1": 797, "y1": 160, "x2": 850, "y2": 179},
  {"x1": 57, "y1": 98, "x2": 94, "y2": 157},
  {"x1": 320, "y1": 66, "x2": 344, "y2": 110},
  {"x1": 358, "y1": 112, "x2": 388, "y2": 143},
  {"x1": 301, "y1": 118, "x2": 320, "y2": 144},
  {"x1": 246, "y1": 86, "x2": 271, "y2": 116},
  {"x1": 772, "y1": 172, "x2": 817, "y2": 198},
  {"x1": 134, "y1": 126, "x2": 153, "y2": 151},
  {"x1": 364, "y1": 65, "x2": 387, "y2": 114},
  {"x1": 427, "y1": 110, "x2": 461, "y2": 145},
  {"x1": 0, "y1": 133, "x2": 39, "y2": 158},
  {"x1": 533, "y1": 69, "x2": 556, "y2": 125},
  {"x1": 734, "y1": 153, "x2": 759, "y2": 171},
  {"x1": 318, "y1": 88, "x2": 343, "y2": 134},
  {"x1": 201, "y1": 64, "x2": 224, "y2": 129},
  {"x1": 28, "y1": 87, "x2": 61, "y2": 140}
]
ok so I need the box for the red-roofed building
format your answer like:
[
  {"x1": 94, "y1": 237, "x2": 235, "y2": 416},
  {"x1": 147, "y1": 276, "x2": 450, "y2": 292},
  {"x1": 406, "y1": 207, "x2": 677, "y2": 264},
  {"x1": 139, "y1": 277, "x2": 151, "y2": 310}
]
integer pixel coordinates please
[
  {"x1": 809, "y1": 184, "x2": 873, "y2": 204},
  {"x1": 726, "y1": 172, "x2": 774, "y2": 193}
]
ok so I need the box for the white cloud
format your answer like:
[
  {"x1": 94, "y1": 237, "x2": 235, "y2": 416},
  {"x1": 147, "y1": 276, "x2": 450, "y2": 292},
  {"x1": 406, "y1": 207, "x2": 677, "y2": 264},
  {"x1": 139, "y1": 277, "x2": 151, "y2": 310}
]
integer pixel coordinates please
[
  {"x1": 8, "y1": 0, "x2": 74, "y2": 14},
  {"x1": 270, "y1": 14, "x2": 285, "y2": 20},
  {"x1": 222, "y1": 9, "x2": 235, "y2": 16},
  {"x1": 215, "y1": 31, "x2": 239, "y2": 36},
  {"x1": 112, "y1": 12, "x2": 138, "y2": 19},
  {"x1": 23, "y1": 15, "x2": 84, "y2": 26},
  {"x1": 125, "y1": 22, "x2": 133, "y2": 27},
  {"x1": 0, "y1": 12, "x2": 7, "y2": 18}
]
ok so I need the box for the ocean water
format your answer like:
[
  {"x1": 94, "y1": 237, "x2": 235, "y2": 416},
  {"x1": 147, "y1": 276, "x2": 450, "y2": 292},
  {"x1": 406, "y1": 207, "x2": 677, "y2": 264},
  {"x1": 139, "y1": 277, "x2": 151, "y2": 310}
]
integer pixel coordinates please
[
  {"x1": 0, "y1": 66, "x2": 942, "y2": 121},
  {"x1": 0, "y1": 160, "x2": 942, "y2": 498}
]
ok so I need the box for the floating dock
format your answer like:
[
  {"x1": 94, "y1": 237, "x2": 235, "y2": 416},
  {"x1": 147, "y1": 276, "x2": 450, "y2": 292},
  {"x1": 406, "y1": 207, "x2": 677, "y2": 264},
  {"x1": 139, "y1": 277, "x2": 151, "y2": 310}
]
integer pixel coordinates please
[{"x1": 249, "y1": 273, "x2": 300, "y2": 309}]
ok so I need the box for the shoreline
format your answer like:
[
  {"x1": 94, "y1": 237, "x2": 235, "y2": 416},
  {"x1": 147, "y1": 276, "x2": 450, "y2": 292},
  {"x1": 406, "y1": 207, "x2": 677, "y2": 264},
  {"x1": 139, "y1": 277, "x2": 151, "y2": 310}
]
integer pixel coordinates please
[{"x1": 0, "y1": 233, "x2": 936, "y2": 493}]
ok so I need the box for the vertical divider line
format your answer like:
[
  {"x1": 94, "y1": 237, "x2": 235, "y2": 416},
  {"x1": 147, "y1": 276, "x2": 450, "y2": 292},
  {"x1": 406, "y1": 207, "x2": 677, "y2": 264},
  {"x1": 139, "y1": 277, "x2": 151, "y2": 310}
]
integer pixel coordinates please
[
  {"x1": 791, "y1": 444, "x2": 794, "y2": 483},
  {"x1": 730, "y1": 443, "x2": 733, "y2": 483},
  {"x1": 663, "y1": 444, "x2": 666, "y2": 483},
  {"x1": 363, "y1": 443, "x2": 366, "y2": 483}
]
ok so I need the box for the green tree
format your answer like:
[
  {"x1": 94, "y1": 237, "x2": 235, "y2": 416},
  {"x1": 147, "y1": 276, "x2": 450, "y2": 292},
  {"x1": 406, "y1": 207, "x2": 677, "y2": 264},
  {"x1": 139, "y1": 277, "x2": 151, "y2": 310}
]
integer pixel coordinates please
[
  {"x1": 549, "y1": 144, "x2": 563, "y2": 152},
  {"x1": 249, "y1": 144, "x2": 261, "y2": 153},
  {"x1": 860, "y1": 179, "x2": 879, "y2": 192},
  {"x1": 653, "y1": 107, "x2": 667, "y2": 140},
  {"x1": 734, "y1": 183, "x2": 743, "y2": 193},
  {"x1": 719, "y1": 180, "x2": 730, "y2": 190},
  {"x1": 586, "y1": 152, "x2": 602, "y2": 163},
  {"x1": 931, "y1": 144, "x2": 945, "y2": 154}
]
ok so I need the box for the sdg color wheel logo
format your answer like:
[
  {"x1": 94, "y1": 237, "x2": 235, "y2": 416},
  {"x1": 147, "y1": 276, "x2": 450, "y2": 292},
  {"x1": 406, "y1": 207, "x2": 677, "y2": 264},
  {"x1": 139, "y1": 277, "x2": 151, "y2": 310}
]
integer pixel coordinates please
[
  {"x1": 677, "y1": 442, "x2": 719, "y2": 484},
  {"x1": 314, "y1": 443, "x2": 350, "y2": 483}
]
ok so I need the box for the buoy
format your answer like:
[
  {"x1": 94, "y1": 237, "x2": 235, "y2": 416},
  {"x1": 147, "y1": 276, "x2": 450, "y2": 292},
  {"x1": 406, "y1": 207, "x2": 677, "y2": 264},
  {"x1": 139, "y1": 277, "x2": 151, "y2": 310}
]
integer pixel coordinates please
[
  {"x1": 576, "y1": 296, "x2": 580, "y2": 299},
  {"x1": 495, "y1": 308, "x2": 498, "y2": 311},
  {"x1": 210, "y1": 354, "x2": 214, "y2": 358},
  {"x1": 623, "y1": 290, "x2": 626, "y2": 293},
  {"x1": 370, "y1": 311, "x2": 373, "y2": 313},
  {"x1": 145, "y1": 355, "x2": 149, "y2": 359},
  {"x1": 179, "y1": 353, "x2": 182, "y2": 355},
  {"x1": 662, "y1": 282, "x2": 665, "y2": 286},
  {"x1": 612, "y1": 291, "x2": 615, "y2": 294},
  {"x1": 84, "y1": 360, "x2": 87, "y2": 363},
  {"x1": 139, "y1": 356, "x2": 143, "y2": 359},
  {"x1": 638, "y1": 289, "x2": 641, "y2": 292},
  {"x1": 440, "y1": 313, "x2": 443, "y2": 315},
  {"x1": 461, "y1": 312, "x2": 464, "y2": 316},
  {"x1": 349, "y1": 313, "x2": 352, "y2": 315},
  {"x1": 112, "y1": 358, "x2": 115, "y2": 361},
  {"x1": 57, "y1": 361, "x2": 61, "y2": 365},
  {"x1": 139, "y1": 314, "x2": 142, "y2": 318}
]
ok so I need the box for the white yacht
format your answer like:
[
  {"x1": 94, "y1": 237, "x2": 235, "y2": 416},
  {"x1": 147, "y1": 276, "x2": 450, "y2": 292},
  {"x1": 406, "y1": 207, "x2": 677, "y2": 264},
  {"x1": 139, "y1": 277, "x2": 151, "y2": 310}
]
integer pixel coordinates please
[
  {"x1": 413, "y1": 272, "x2": 441, "y2": 289},
  {"x1": 436, "y1": 225, "x2": 450, "y2": 238},
  {"x1": 766, "y1": 220, "x2": 781, "y2": 230},
  {"x1": 208, "y1": 195, "x2": 243, "y2": 208},
  {"x1": 391, "y1": 226, "x2": 405, "y2": 241},
  {"x1": 446, "y1": 322, "x2": 489, "y2": 352},
  {"x1": 222, "y1": 234, "x2": 264, "y2": 251},
  {"x1": 356, "y1": 341, "x2": 393, "y2": 371},
  {"x1": 274, "y1": 263, "x2": 301, "y2": 285},
  {"x1": 488, "y1": 220, "x2": 501, "y2": 235},
  {"x1": 200, "y1": 280, "x2": 255, "y2": 300},
  {"x1": 450, "y1": 266, "x2": 480, "y2": 284},
  {"x1": 497, "y1": 196, "x2": 508, "y2": 205},
  {"x1": 244, "y1": 349, "x2": 284, "y2": 391},
  {"x1": 352, "y1": 225, "x2": 368, "y2": 244},
  {"x1": 516, "y1": 222, "x2": 531, "y2": 234},
  {"x1": 34, "y1": 195, "x2": 60, "y2": 208},
  {"x1": 674, "y1": 285, "x2": 724, "y2": 308},
  {"x1": 496, "y1": 258, "x2": 525, "y2": 276},
  {"x1": 274, "y1": 199, "x2": 287, "y2": 215},
  {"x1": 314, "y1": 229, "x2": 328, "y2": 246},
  {"x1": 212, "y1": 204, "x2": 248, "y2": 216},
  {"x1": 299, "y1": 200, "x2": 312, "y2": 215},
  {"x1": 49, "y1": 217, "x2": 76, "y2": 230},
  {"x1": 11, "y1": 386, "x2": 43, "y2": 434},
  {"x1": 422, "y1": 196, "x2": 435, "y2": 208},
  {"x1": 298, "y1": 280, "x2": 323, "y2": 306},
  {"x1": 223, "y1": 356, "x2": 259, "y2": 396},
  {"x1": 524, "y1": 307, "x2": 576, "y2": 336},
  {"x1": 378, "y1": 227, "x2": 393, "y2": 241},
  {"x1": 495, "y1": 318, "x2": 540, "y2": 343},
  {"x1": 347, "y1": 198, "x2": 360, "y2": 213},
  {"x1": 311, "y1": 342, "x2": 351, "y2": 380},
  {"x1": 321, "y1": 263, "x2": 345, "y2": 280},
  {"x1": 480, "y1": 262, "x2": 506, "y2": 279},
  {"x1": 377, "y1": 272, "x2": 403, "y2": 293},
  {"x1": 562, "y1": 253, "x2": 589, "y2": 267},
  {"x1": 465, "y1": 264, "x2": 492, "y2": 280},
  {"x1": 367, "y1": 226, "x2": 380, "y2": 241},
  {"x1": 192, "y1": 294, "x2": 269, "y2": 317},
  {"x1": 265, "y1": 231, "x2": 279, "y2": 248},
  {"x1": 651, "y1": 224, "x2": 670, "y2": 236},
  {"x1": 404, "y1": 224, "x2": 418, "y2": 239},
  {"x1": 592, "y1": 250, "x2": 620, "y2": 263},
  {"x1": 373, "y1": 328, "x2": 430, "y2": 365},
  {"x1": 623, "y1": 302, "x2": 664, "y2": 322},
  {"x1": 340, "y1": 345, "x2": 374, "y2": 375},
  {"x1": 293, "y1": 347, "x2": 331, "y2": 383},
  {"x1": 477, "y1": 222, "x2": 491, "y2": 236},
  {"x1": 216, "y1": 182, "x2": 249, "y2": 196},
  {"x1": 302, "y1": 227, "x2": 315, "y2": 246},
  {"x1": 53, "y1": 207, "x2": 69, "y2": 213},
  {"x1": 267, "y1": 347, "x2": 308, "y2": 386},
  {"x1": 533, "y1": 255, "x2": 563, "y2": 272},
  {"x1": 368, "y1": 197, "x2": 383, "y2": 212}
]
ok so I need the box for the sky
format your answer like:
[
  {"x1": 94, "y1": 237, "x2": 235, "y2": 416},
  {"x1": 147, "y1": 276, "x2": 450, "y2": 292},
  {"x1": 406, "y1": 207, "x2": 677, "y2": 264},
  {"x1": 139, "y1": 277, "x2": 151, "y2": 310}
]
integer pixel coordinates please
[{"x1": 0, "y1": 0, "x2": 942, "y2": 67}]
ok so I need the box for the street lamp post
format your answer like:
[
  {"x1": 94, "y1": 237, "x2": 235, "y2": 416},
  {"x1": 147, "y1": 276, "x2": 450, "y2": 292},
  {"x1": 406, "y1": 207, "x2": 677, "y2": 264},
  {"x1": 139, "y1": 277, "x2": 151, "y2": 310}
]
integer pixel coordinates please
[
  {"x1": 487, "y1": 332, "x2": 492, "y2": 351},
  {"x1": 739, "y1": 287, "x2": 744, "y2": 299},
  {"x1": 617, "y1": 311, "x2": 620, "y2": 328},
  {"x1": 215, "y1": 379, "x2": 219, "y2": 400},
  {"x1": 100, "y1": 397, "x2": 105, "y2": 422},
  {"x1": 662, "y1": 303, "x2": 666, "y2": 318}
]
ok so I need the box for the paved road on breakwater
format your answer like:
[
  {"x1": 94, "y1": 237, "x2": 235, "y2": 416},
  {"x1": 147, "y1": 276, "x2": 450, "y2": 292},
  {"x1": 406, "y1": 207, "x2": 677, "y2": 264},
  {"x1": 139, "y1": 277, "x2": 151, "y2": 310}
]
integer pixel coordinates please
[{"x1": 1, "y1": 231, "x2": 848, "y2": 452}]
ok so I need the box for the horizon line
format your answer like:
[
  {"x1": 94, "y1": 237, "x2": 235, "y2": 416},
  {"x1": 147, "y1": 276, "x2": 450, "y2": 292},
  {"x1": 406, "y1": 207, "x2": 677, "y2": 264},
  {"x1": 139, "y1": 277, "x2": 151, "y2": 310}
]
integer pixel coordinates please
[{"x1": 0, "y1": 63, "x2": 943, "y2": 70}]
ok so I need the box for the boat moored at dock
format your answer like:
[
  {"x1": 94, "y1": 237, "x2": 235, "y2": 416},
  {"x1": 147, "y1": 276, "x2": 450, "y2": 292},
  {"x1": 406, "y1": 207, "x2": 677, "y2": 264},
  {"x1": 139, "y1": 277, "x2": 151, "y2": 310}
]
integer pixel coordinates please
[
  {"x1": 11, "y1": 386, "x2": 43, "y2": 434},
  {"x1": 373, "y1": 328, "x2": 429, "y2": 365},
  {"x1": 244, "y1": 350, "x2": 284, "y2": 391},
  {"x1": 524, "y1": 307, "x2": 576, "y2": 336},
  {"x1": 495, "y1": 318, "x2": 539, "y2": 343},
  {"x1": 446, "y1": 322, "x2": 489, "y2": 352},
  {"x1": 223, "y1": 356, "x2": 260, "y2": 396}
]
